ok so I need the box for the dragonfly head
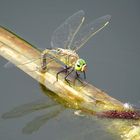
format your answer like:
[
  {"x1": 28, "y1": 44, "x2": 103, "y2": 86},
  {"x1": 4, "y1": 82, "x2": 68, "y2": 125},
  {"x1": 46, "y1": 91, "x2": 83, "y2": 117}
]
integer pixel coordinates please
[{"x1": 75, "y1": 59, "x2": 87, "y2": 72}]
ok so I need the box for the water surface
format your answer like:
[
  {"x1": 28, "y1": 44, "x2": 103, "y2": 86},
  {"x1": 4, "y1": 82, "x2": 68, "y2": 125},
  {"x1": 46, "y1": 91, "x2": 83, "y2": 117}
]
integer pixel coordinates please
[{"x1": 0, "y1": 0, "x2": 140, "y2": 140}]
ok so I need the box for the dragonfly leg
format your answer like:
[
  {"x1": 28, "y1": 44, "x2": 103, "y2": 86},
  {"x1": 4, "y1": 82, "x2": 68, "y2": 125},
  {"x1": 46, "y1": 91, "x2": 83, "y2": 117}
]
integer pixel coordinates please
[
  {"x1": 64, "y1": 65, "x2": 70, "y2": 74},
  {"x1": 74, "y1": 71, "x2": 86, "y2": 85},
  {"x1": 83, "y1": 71, "x2": 86, "y2": 79},
  {"x1": 64, "y1": 68, "x2": 74, "y2": 85},
  {"x1": 75, "y1": 71, "x2": 86, "y2": 80},
  {"x1": 56, "y1": 66, "x2": 71, "y2": 81},
  {"x1": 76, "y1": 71, "x2": 80, "y2": 78}
]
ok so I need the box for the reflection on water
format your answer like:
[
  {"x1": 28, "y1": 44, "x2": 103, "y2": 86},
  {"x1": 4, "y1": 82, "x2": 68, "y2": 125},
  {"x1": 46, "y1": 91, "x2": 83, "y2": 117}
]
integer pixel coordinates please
[
  {"x1": 0, "y1": 83, "x2": 118, "y2": 140},
  {"x1": 22, "y1": 106, "x2": 63, "y2": 134},
  {"x1": 2, "y1": 84, "x2": 94, "y2": 135},
  {"x1": 2, "y1": 84, "x2": 140, "y2": 139},
  {"x1": 1, "y1": 84, "x2": 69, "y2": 134}
]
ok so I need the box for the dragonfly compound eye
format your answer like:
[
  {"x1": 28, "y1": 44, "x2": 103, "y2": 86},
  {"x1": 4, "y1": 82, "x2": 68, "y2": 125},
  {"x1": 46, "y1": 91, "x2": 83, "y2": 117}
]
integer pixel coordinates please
[{"x1": 75, "y1": 59, "x2": 87, "y2": 71}]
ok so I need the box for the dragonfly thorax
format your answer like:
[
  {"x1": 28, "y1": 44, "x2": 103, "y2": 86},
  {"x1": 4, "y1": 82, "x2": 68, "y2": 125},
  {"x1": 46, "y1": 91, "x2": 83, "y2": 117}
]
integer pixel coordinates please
[
  {"x1": 54, "y1": 48, "x2": 79, "y2": 67},
  {"x1": 53, "y1": 48, "x2": 87, "y2": 71},
  {"x1": 56, "y1": 48, "x2": 77, "y2": 56}
]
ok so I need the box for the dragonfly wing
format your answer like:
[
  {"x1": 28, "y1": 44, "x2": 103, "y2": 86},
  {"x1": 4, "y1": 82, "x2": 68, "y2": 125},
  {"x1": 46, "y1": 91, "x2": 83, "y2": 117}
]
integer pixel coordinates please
[
  {"x1": 51, "y1": 10, "x2": 85, "y2": 49},
  {"x1": 71, "y1": 15, "x2": 111, "y2": 51},
  {"x1": 3, "y1": 57, "x2": 41, "y2": 69}
]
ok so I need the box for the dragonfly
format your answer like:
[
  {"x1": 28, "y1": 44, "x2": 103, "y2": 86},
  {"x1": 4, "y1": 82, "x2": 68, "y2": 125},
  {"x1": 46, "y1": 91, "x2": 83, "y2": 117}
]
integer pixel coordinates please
[
  {"x1": 39, "y1": 10, "x2": 111, "y2": 83},
  {"x1": 5, "y1": 10, "x2": 111, "y2": 83}
]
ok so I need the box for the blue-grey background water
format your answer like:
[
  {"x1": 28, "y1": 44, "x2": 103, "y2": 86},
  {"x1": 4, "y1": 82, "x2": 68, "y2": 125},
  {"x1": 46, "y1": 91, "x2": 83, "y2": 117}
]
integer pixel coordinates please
[{"x1": 0, "y1": 0, "x2": 140, "y2": 140}]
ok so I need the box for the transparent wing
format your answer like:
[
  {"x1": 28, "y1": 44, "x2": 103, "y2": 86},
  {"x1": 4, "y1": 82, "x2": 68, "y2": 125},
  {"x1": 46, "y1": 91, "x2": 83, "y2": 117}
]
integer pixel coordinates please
[
  {"x1": 3, "y1": 53, "x2": 58, "y2": 70},
  {"x1": 71, "y1": 15, "x2": 111, "y2": 51},
  {"x1": 3, "y1": 47, "x2": 44, "y2": 69},
  {"x1": 3, "y1": 58, "x2": 41, "y2": 69},
  {"x1": 51, "y1": 10, "x2": 85, "y2": 49},
  {"x1": 3, "y1": 51, "x2": 69, "y2": 72}
]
